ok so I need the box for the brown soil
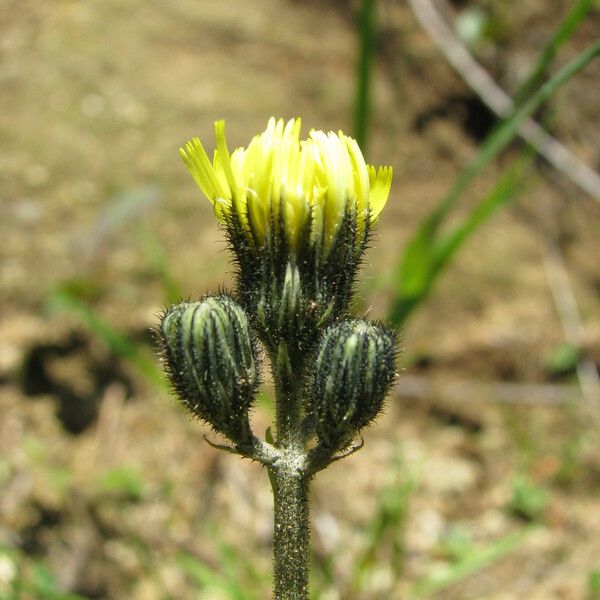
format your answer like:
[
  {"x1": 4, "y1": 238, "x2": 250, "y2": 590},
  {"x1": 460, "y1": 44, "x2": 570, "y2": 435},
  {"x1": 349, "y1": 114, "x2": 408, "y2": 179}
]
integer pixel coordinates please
[{"x1": 1, "y1": 1, "x2": 600, "y2": 599}]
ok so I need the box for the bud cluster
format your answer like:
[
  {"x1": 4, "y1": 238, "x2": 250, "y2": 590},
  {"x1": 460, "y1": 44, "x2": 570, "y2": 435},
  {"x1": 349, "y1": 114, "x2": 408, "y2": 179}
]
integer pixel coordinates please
[
  {"x1": 156, "y1": 117, "x2": 399, "y2": 600},
  {"x1": 159, "y1": 293, "x2": 396, "y2": 456},
  {"x1": 159, "y1": 117, "x2": 397, "y2": 470}
]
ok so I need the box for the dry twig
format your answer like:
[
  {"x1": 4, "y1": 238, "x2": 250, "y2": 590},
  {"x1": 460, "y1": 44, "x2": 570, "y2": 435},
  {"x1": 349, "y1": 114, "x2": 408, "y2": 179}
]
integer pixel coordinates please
[
  {"x1": 541, "y1": 238, "x2": 600, "y2": 410},
  {"x1": 407, "y1": 0, "x2": 600, "y2": 203}
]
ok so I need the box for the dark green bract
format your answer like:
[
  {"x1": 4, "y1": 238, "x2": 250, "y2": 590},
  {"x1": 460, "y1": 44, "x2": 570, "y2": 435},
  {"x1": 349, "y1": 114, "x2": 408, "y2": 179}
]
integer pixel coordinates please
[
  {"x1": 309, "y1": 319, "x2": 397, "y2": 450},
  {"x1": 159, "y1": 295, "x2": 259, "y2": 443}
]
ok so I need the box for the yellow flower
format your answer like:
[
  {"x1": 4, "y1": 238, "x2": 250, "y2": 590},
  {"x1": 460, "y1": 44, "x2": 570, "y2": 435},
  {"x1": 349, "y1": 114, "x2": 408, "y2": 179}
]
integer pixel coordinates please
[{"x1": 180, "y1": 117, "x2": 392, "y2": 251}]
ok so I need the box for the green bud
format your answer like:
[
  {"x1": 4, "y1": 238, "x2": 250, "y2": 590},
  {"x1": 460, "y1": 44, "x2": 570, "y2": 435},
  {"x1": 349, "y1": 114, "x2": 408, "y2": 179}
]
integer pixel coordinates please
[
  {"x1": 279, "y1": 262, "x2": 301, "y2": 330},
  {"x1": 308, "y1": 319, "x2": 397, "y2": 448},
  {"x1": 233, "y1": 203, "x2": 370, "y2": 356},
  {"x1": 159, "y1": 295, "x2": 259, "y2": 442}
]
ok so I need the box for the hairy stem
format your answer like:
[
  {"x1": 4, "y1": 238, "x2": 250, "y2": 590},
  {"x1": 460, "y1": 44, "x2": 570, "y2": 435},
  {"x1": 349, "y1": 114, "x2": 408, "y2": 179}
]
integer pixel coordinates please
[
  {"x1": 271, "y1": 341, "x2": 311, "y2": 599},
  {"x1": 272, "y1": 467, "x2": 310, "y2": 600},
  {"x1": 274, "y1": 342, "x2": 302, "y2": 448}
]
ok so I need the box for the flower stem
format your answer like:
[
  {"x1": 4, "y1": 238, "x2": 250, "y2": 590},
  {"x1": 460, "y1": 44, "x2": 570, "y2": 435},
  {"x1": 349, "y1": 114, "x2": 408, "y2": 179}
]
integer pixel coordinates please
[
  {"x1": 274, "y1": 342, "x2": 302, "y2": 448},
  {"x1": 271, "y1": 341, "x2": 311, "y2": 599},
  {"x1": 272, "y1": 468, "x2": 310, "y2": 600}
]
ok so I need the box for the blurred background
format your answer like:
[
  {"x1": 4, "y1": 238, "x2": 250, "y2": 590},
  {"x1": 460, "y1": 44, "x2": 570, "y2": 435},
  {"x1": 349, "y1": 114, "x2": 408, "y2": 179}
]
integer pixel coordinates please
[{"x1": 1, "y1": 0, "x2": 600, "y2": 598}]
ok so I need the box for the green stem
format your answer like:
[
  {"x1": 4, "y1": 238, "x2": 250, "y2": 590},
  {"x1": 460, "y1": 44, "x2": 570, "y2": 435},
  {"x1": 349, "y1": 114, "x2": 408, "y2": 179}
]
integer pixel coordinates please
[
  {"x1": 272, "y1": 469, "x2": 311, "y2": 600},
  {"x1": 271, "y1": 341, "x2": 311, "y2": 599},
  {"x1": 274, "y1": 342, "x2": 302, "y2": 448}
]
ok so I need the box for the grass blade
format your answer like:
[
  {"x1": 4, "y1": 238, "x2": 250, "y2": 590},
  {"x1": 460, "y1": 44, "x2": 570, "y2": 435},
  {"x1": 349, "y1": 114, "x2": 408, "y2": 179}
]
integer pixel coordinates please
[
  {"x1": 354, "y1": 0, "x2": 377, "y2": 152},
  {"x1": 390, "y1": 153, "x2": 531, "y2": 324},
  {"x1": 513, "y1": 0, "x2": 595, "y2": 105},
  {"x1": 390, "y1": 40, "x2": 600, "y2": 325},
  {"x1": 431, "y1": 153, "x2": 533, "y2": 276},
  {"x1": 350, "y1": 454, "x2": 419, "y2": 593},
  {"x1": 410, "y1": 527, "x2": 533, "y2": 598},
  {"x1": 176, "y1": 553, "x2": 228, "y2": 591},
  {"x1": 430, "y1": 39, "x2": 599, "y2": 228},
  {"x1": 176, "y1": 551, "x2": 256, "y2": 600}
]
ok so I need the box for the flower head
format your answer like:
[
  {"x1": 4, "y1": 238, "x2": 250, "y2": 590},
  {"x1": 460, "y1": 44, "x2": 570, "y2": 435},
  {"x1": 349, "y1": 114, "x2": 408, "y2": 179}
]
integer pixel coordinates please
[
  {"x1": 180, "y1": 117, "x2": 392, "y2": 253},
  {"x1": 308, "y1": 319, "x2": 397, "y2": 448},
  {"x1": 159, "y1": 295, "x2": 259, "y2": 442}
]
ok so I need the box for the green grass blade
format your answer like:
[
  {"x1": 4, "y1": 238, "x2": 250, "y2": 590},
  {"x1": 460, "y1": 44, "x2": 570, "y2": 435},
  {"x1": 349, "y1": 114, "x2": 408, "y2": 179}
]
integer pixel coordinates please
[
  {"x1": 410, "y1": 527, "x2": 533, "y2": 598},
  {"x1": 430, "y1": 153, "x2": 533, "y2": 276},
  {"x1": 48, "y1": 288, "x2": 166, "y2": 389},
  {"x1": 432, "y1": 39, "x2": 599, "y2": 227},
  {"x1": 217, "y1": 541, "x2": 264, "y2": 600},
  {"x1": 390, "y1": 39, "x2": 600, "y2": 325},
  {"x1": 176, "y1": 552, "x2": 254, "y2": 600},
  {"x1": 390, "y1": 153, "x2": 531, "y2": 324},
  {"x1": 350, "y1": 455, "x2": 419, "y2": 592},
  {"x1": 354, "y1": 0, "x2": 377, "y2": 152},
  {"x1": 403, "y1": 0, "x2": 593, "y2": 240},
  {"x1": 388, "y1": 219, "x2": 439, "y2": 326},
  {"x1": 513, "y1": 0, "x2": 595, "y2": 105},
  {"x1": 31, "y1": 564, "x2": 90, "y2": 600},
  {"x1": 176, "y1": 553, "x2": 226, "y2": 589}
]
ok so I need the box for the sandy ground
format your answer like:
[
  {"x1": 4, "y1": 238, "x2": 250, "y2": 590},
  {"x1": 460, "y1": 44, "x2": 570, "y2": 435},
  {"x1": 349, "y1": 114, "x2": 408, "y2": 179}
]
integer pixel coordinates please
[{"x1": 1, "y1": 0, "x2": 600, "y2": 598}]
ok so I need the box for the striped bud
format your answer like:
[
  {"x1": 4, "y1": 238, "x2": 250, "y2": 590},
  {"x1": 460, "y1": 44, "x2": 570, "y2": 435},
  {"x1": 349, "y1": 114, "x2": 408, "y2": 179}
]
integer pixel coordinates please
[
  {"x1": 159, "y1": 295, "x2": 259, "y2": 442},
  {"x1": 309, "y1": 320, "x2": 397, "y2": 448},
  {"x1": 278, "y1": 262, "x2": 301, "y2": 330}
]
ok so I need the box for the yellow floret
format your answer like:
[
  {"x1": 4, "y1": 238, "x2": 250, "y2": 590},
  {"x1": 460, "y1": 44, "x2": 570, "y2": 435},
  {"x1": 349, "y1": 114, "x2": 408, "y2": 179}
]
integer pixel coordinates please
[{"x1": 179, "y1": 117, "x2": 393, "y2": 251}]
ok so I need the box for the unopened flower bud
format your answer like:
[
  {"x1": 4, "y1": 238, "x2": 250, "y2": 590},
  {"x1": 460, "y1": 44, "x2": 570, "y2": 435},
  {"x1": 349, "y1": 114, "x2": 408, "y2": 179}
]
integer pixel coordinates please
[
  {"x1": 159, "y1": 295, "x2": 259, "y2": 442},
  {"x1": 309, "y1": 320, "x2": 397, "y2": 448}
]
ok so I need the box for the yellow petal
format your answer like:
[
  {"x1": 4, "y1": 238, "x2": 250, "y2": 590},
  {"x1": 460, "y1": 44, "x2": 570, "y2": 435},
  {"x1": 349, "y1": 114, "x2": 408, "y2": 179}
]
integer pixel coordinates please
[
  {"x1": 344, "y1": 135, "x2": 369, "y2": 213},
  {"x1": 181, "y1": 117, "x2": 393, "y2": 251},
  {"x1": 180, "y1": 137, "x2": 226, "y2": 202},
  {"x1": 368, "y1": 165, "x2": 393, "y2": 222},
  {"x1": 214, "y1": 120, "x2": 238, "y2": 201},
  {"x1": 212, "y1": 149, "x2": 230, "y2": 200}
]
